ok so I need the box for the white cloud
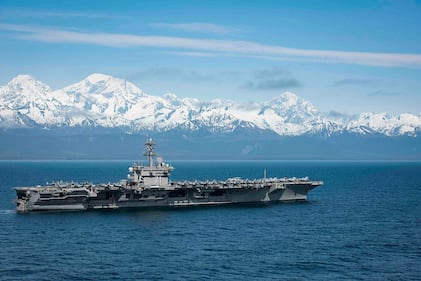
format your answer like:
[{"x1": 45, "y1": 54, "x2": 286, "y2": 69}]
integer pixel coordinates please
[
  {"x1": 165, "y1": 51, "x2": 219, "y2": 57},
  {"x1": 2, "y1": 23, "x2": 421, "y2": 68},
  {"x1": 126, "y1": 67, "x2": 217, "y2": 82},
  {"x1": 150, "y1": 22, "x2": 240, "y2": 35}
]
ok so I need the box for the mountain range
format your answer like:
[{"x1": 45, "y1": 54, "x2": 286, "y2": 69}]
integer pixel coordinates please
[
  {"x1": 1, "y1": 74, "x2": 420, "y2": 160},
  {"x1": 1, "y1": 73, "x2": 420, "y2": 137}
]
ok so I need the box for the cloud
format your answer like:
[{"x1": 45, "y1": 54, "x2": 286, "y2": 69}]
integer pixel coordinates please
[
  {"x1": 2, "y1": 23, "x2": 421, "y2": 68},
  {"x1": 126, "y1": 67, "x2": 218, "y2": 82},
  {"x1": 367, "y1": 90, "x2": 398, "y2": 96},
  {"x1": 165, "y1": 51, "x2": 219, "y2": 57},
  {"x1": 150, "y1": 22, "x2": 240, "y2": 35},
  {"x1": 253, "y1": 67, "x2": 291, "y2": 79},
  {"x1": 334, "y1": 78, "x2": 377, "y2": 87},
  {"x1": 328, "y1": 110, "x2": 350, "y2": 118},
  {"x1": 244, "y1": 78, "x2": 302, "y2": 90},
  {"x1": 243, "y1": 67, "x2": 302, "y2": 90}
]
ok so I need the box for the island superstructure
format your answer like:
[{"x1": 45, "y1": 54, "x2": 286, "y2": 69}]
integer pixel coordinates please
[{"x1": 15, "y1": 139, "x2": 323, "y2": 212}]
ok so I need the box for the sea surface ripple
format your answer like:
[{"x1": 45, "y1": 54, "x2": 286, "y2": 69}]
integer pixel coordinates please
[{"x1": 0, "y1": 161, "x2": 420, "y2": 280}]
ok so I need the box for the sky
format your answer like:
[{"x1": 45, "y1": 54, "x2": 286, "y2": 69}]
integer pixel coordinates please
[{"x1": 0, "y1": 0, "x2": 421, "y2": 115}]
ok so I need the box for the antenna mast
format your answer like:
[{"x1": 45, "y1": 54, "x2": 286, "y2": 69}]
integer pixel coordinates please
[{"x1": 144, "y1": 138, "x2": 156, "y2": 167}]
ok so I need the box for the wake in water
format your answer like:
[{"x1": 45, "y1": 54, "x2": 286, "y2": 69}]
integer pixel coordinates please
[{"x1": 0, "y1": 209, "x2": 15, "y2": 215}]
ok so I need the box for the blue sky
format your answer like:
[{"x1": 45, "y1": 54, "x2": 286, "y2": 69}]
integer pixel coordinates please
[{"x1": 1, "y1": 0, "x2": 421, "y2": 114}]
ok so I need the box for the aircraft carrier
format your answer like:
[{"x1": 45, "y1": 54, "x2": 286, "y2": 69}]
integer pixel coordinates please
[{"x1": 15, "y1": 139, "x2": 323, "y2": 212}]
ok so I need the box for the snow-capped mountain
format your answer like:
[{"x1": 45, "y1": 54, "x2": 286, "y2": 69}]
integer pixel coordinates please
[
  {"x1": 1, "y1": 74, "x2": 420, "y2": 137},
  {"x1": 0, "y1": 75, "x2": 63, "y2": 127},
  {"x1": 346, "y1": 112, "x2": 421, "y2": 137}
]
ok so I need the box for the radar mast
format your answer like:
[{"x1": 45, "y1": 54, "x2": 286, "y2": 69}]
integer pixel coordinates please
[{"x1": 144, "y1": 138, "x2": 156, "y2": 167}]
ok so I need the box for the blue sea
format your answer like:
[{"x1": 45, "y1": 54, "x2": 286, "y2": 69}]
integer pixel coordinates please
[{"x1": 0, "y1": 161, "x2": 420, "y2": 280}]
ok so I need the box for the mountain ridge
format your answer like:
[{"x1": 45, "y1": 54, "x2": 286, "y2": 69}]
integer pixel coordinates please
[{"x1": 1, "y1": 73, "x2": 420, "y2": 137}]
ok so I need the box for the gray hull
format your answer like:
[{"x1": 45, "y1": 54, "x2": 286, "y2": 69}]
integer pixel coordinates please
[
  {"x1": 15, "y1": 180, "x2": 321, "y2": 212},
  {"x1": 15, "y1": 139, "x2": 322, "y2": 213}
]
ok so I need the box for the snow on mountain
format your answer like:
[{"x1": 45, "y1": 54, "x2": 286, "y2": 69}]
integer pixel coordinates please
[
  {"x1": 0, "y1": 75, "x2": 64, "y2": 127},
  {"x1": 54, "y1": 73, "x2": 147, "y2": 127},
  {"x1": 228, "y1": 92, "x2": 338, "y2": 136},
  {"x1": 1, "y1": 74, "x2": 420, "y2": 137},
  {"x1": 347, "y1": 112, "x2": 421, "y2": 136}
]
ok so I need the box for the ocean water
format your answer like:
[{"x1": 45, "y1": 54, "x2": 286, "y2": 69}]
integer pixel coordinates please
[{"x1": 0, "y1": 161, "x2": 420, "y2": 280}]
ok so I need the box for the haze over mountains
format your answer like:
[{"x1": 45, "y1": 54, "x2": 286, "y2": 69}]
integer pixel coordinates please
[{"x1": 1, "y1": 74, "x2": 420, "y2": 159}]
